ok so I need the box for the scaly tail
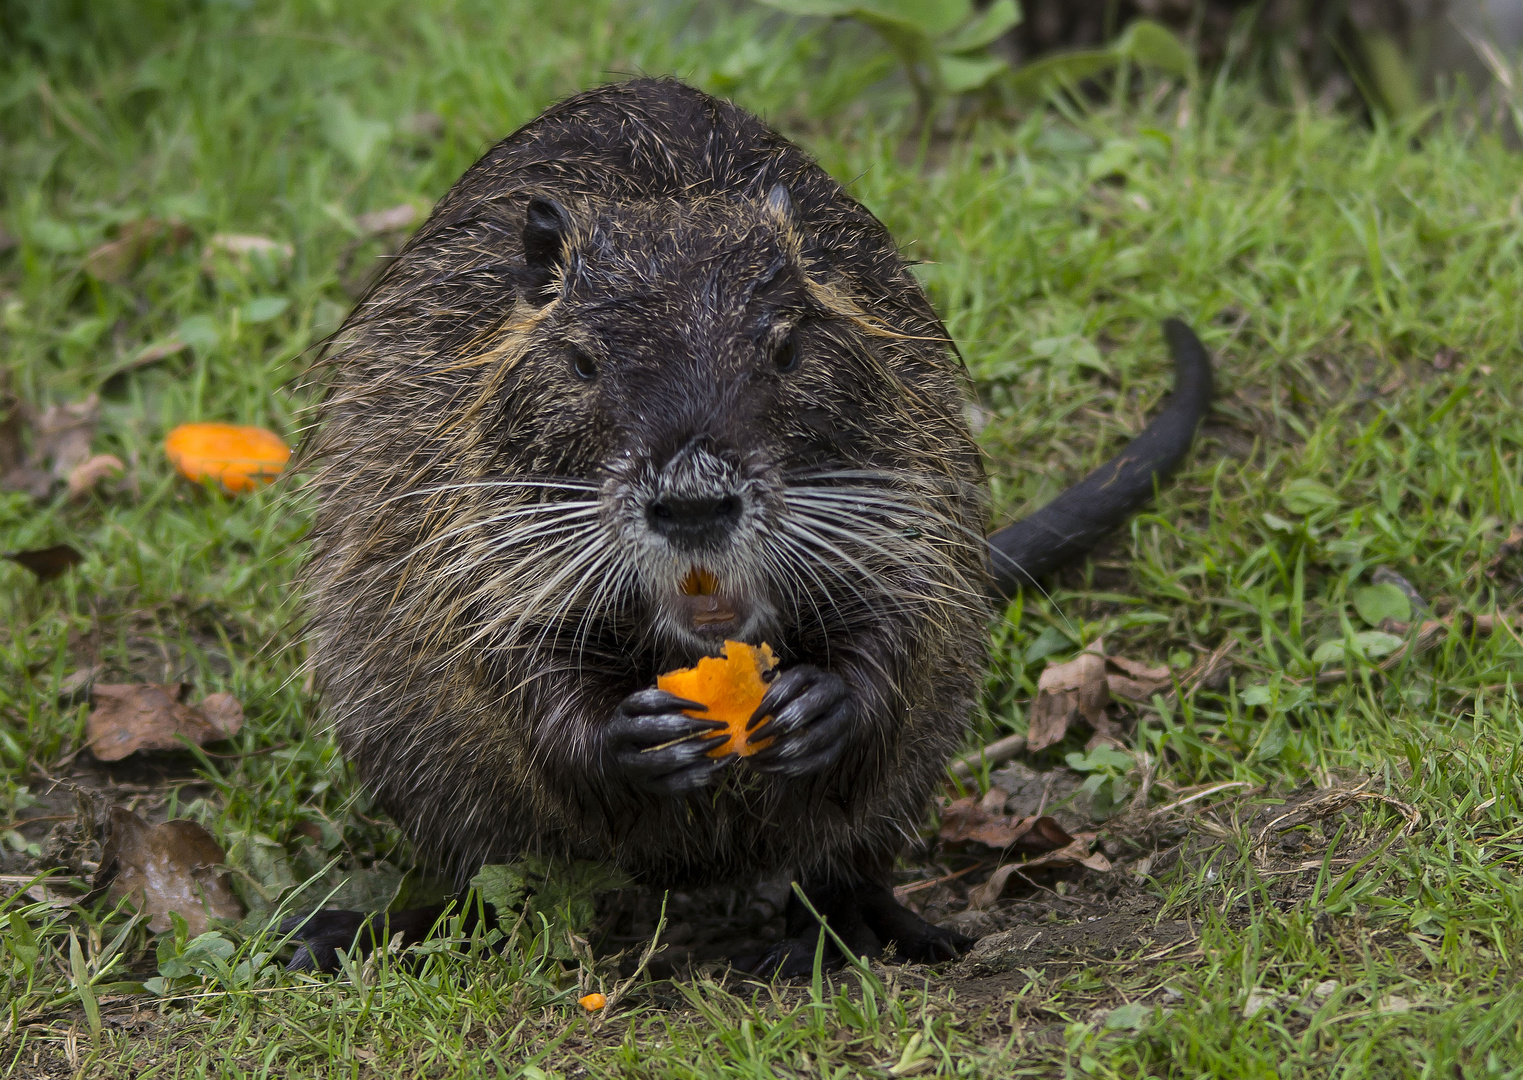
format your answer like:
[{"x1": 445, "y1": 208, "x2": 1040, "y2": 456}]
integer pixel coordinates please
[{"x1": 988, "y1": 318, "x2": 1213, "y2": 598}]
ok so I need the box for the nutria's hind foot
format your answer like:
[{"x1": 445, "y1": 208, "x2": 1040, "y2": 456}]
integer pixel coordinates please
[
  {"x1": 739, "y1": 879, "x2": 974, "y2": 979},
  {"x1": 280, "y1": 909, "x2": 372, "y2": 972},
  {"x1": 740, "y1": 935, "x2": 844, "y2": 979},
  {"x1": 280, "y1": 903, "x2": 457, "y2": 973},
  {"x1": 859, "y1": 885, "x2": 973, "y2": 963}
]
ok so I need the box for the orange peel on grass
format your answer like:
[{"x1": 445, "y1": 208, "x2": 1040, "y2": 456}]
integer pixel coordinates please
[
  {"x1": 164, "y1": 422, "x2": 290, "y2": 493},
  {"x1": 656, "y1": 640, "x2": 779, "y2": 758}
]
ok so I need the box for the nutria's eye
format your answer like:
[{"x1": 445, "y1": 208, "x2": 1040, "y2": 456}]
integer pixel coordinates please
[
  {"x1": 772, "y1": 330, "x2": 800, "y2": 373},
  {"x1": 570, "y1": 349, "x2": 598, "y2": 382}
]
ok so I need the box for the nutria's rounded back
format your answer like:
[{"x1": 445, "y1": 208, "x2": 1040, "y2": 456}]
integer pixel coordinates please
[{"x1": 302, "y1": 78, "x2": 990, "y2": 890}]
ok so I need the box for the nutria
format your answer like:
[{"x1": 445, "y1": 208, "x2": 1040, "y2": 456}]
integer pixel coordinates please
[{"x1": 290, "y1": 77, "x2": 1211, "y2": 974}]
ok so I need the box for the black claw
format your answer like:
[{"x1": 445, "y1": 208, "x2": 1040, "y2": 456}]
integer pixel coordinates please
[
  {"x1": 610, "y1": 686, "x2": 732, "y2": 794},
  {"x1": 744, "y1": 664, "x2": 852, "y2": 779},
  {"x1": 619, "y1": 687, "x2": 707, "y2": 717},
  {"x1": 648, "y1": 753, "x2": 735, "y2": 794},
  {"x1": 743, "y1": 935, "x2": 842, "y2": 979}
]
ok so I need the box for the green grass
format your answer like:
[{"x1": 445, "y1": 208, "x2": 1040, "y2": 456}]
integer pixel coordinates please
[{"x1": 3, "y1": 1, "x2": 1523, "y2": 1076}]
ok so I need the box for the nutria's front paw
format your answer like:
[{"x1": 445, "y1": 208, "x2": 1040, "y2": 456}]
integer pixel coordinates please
[
  {"x1": 609, "y1": 688, "x2": 733, "y2": 795},
  {"x1": 744, "y1": 665, "x2": 851, "y2": 779}
]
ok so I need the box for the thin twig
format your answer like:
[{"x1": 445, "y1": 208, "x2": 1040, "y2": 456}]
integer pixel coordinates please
[
  {"x1": 948, "y1": 733, "x2": 1027, "y2": 781},
  {"x1": 892, "y1": 861, "x2": 987, "y2": 901},
  {"x1": 1152, "y1": 780, "x2": 1254, "y2": 816}
]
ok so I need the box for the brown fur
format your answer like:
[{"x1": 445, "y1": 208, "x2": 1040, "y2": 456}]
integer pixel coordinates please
[{"x1": 300, "y1": 78, "x2": 991, "y2": 896}]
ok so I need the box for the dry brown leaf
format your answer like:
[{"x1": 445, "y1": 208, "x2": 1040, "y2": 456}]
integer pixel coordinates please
[
  {"x1": 1, "y1": 389, "x2": 100, "y2": 498},
  {"x1": 196, "y1": 693, "x2": 245, "y2": 737},
  {"x1": 98, "y1": 808, "x2": 243, "y2": 934},
  {"x1": 4, "y1": 543, "x2": 83, "y2": 582},
  {"x1": 201, "y1": 233, "x2": 293, "y2": 272},
  {"x1": 1104, "y1": 654, "x2": 1173, "y2": 702},
  {"x1": 1028, "y1": 646, "x2": 1109, "y2": 752},
  {"x1": 967, "y1": 836, "x2": 1113, "y2": 909},
  {"x1": 939, "y1": 796, "x2": 1076, "y2": 853},
  {"x1": 1105, "y1": 674, "x2": 1166, "y2": 701},
  {"x1": 1084, "y1": 715, "x2": 1128, "y2": 752},
  {"x1": 67, "y1": 453, "x2": 124, "y2": 499},
  {"x1": 86, "y1": 684, "x2": 244, "y2": 761},
  {"x1": 83, "y1": 218, "x2": 193, "y2": 284},
  {"x1": 36, "y1": 394, "x2": 99, "y2": 482},
  {"x1": 397, "y1": 111, "x2": 444, "y2": 139},
  {"x1": 1105, "y1": 654, "x2": 1170, "y2": 681},
  {"x1": 355, "y1": 203, "x2": 421, "y2": 235},
  {"x1": 0, "y1": 467, "x2": 51, "y2": 498}
]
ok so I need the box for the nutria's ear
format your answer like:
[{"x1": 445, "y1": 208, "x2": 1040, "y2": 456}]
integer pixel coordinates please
[
  {"x1": 762, "y1": 182, "x2": 796, "y2": 225},
  {"x1": 521, "y1": 196, "x2": 572, "y2": 305}
]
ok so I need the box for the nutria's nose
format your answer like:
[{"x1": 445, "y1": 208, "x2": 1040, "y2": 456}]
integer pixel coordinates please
[{"x1": 648, "y1": 494, "x2": 742, "y2": 543}]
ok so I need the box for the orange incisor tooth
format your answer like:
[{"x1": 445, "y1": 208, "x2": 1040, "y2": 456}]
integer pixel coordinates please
[{"x1": 680, "y1": 567, "x2": 719, "y2": 596}]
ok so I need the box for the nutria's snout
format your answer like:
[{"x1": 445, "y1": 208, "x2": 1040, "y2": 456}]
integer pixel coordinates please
[
  {"x1": 642, "y1": 440, "x2": 757, "y2": 550},
  {"x1": 607, "y1": 439, "x2": 780, "y2": 646},
  {"x1": 646, "y1": 491, "x2": 745, "y2": 547}
]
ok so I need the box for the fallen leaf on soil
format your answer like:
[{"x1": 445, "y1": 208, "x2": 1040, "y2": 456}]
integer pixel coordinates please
[
  {"x1": 1103, "y1": 653, "x2": 1173, "y2": 701},
  {"x1": 0, "y1": 389, "x2": 100, "y2": 498},
  {"x1": 86, "y1": 684, "x2": 244, "y2": 761},
  {"x1": 355, "y1": 203, "x2": 421, "y2": 235},
  {"x1": 967, "y1": 836, "x2": 1112, "y2": 909},
  {"x1": 83, "y1": 218, "x2": 193, "y2": 284},
  {"x1": 940, "y1": 796, "x2": 1077, "y2": 853},
  {"x1": 1028, "y1": 644, "x2": 1110, "y2": 751},
  {"x1": 97, "y1": 807, "x2": 243, "y2": 935},
  {"x1": 4, "y1": 543, "x2": 83, "y2": 581},
  {"x1": 36, "y1": 395, "x2": 98, "y2": 480},
  {"x1": 200, "y1": 233, "x2": 293, "y2": 272},
  {"x1": 397, "y1": 111, "x2": 444, "y2": 139},
  {"x1": 67, "y1": 452, "x2": 124, "y2": 499},
  {"x1": 656, "y1": 640, "x2": 778, "y2": 758},
  {"x1": 164, "y1": 422, "x2": 291, "y2": 492},
  {"x1": 1103, "y1": 1003, "x2": 1153, "y2": 1031}
]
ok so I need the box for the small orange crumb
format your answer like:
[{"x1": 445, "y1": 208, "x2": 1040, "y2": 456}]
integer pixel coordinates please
[
  {"x1": 164, "y1": 422, "x2": 290, "y2": 493},
  {"x1": 579, "y1": 992, "x2": 607, "y2": 1011},
  {"x1": 656, "y1": 640, "x2": 779, "y2": 758}
]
